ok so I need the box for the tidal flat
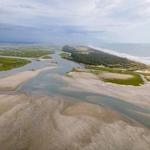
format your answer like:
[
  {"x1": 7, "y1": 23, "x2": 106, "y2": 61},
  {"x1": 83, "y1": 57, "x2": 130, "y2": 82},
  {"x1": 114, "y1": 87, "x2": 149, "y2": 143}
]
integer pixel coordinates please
[{"x1": 0, "y1": 46, "x2": 149, "y2": 150}]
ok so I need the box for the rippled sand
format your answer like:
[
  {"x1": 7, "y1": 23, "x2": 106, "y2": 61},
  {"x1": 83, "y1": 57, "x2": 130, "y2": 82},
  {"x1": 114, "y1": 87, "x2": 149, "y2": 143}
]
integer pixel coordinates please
[
  {"x1": 0, "y1": 94, "x2": 149, "y2": 150},
  {"x1": 0, "y1": 66, "x2": 55, "y2": 91},
  {"x1": 62, "y1": 72, "x2": 150, "y2": 108}
]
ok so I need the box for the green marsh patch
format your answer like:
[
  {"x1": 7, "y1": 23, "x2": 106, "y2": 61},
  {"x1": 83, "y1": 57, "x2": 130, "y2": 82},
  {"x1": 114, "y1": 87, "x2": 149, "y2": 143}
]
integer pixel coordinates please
[
  {"x1": 102, "y1": 74, "x2": 144, "y2": 86},
  {"x1": 0, "y1": 57, "x2": 30, "y2": 71}
]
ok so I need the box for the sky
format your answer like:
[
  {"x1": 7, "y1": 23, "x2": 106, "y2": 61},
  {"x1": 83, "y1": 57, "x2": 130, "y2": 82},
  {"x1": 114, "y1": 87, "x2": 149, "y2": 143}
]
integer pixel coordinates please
[{"x1": 0, "y1": 0, "x2": 150, "y2": 44}]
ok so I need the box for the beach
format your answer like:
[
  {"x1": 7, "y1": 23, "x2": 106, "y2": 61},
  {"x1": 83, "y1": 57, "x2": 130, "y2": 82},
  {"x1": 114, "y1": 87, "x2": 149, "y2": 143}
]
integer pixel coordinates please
[
  {"x1": 0, "y1": 54, "x2": 149, "y2": 149},
  {"x1": 0, "y1": 66, "x2": 55, "y2": 91},
  {"x1": 0, "y1": 93, "x2": 149, "y2": 150},
  {"x1": 62, "y1": 71, "x2": 150, "y2": 108}
]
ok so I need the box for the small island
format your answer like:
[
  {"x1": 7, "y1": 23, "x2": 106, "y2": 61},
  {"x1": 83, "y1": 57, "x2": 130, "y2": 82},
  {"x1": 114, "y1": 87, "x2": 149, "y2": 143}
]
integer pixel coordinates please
[{"x1": 0, "y1": 57, "x2": 30, "y2": 71}]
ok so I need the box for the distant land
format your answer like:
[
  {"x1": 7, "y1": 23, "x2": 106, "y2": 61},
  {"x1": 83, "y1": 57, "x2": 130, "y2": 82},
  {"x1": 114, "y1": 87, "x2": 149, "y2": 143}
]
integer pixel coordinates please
[{"x1": 62, "y1": 45, "x2": 147, "y2": 69}]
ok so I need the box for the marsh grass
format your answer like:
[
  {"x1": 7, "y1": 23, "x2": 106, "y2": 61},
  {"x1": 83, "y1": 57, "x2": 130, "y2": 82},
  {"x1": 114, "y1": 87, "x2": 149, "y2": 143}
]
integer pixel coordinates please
[
  {"x1": 103, "y1": 74, "x2": 144, "y2": 86},
  {"x1": 0, "y1": 57, "x2": 30, "y2": 71},
  {"x1": 85, "y1": 65, "x2": 144, "y2": 86}
]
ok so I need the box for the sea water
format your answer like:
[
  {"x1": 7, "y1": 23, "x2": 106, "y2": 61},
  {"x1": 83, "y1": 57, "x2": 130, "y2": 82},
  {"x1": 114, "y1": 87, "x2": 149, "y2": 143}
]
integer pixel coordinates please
[{"x1": 90, "y1": 43, "x2": 150, "y2": 64}]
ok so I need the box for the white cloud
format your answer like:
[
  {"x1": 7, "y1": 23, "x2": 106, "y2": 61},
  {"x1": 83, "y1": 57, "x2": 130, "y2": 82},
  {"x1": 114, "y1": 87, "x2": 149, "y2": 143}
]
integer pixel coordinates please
[{"x1": 0, "y1": 0, "x2": 150, "y2": 42}]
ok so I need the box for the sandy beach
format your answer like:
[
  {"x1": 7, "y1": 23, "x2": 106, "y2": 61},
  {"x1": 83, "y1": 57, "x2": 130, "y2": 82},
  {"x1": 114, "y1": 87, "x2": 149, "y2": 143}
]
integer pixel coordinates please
[
  {"x1": 0, "y1": 66, "x2": 55, "y2": 91},
  {"x1": 0, "y1": 62, "x2": 149, "y2": 149},
  {"x1": 99, "y1": 72, "x2": 133, "y2": 79},
  {"x1": 0, "y1": 94, "x2": 149, "y2": 150},
  {"x1": 62, "y1": 72, "x2": 150, "y2": 108}
]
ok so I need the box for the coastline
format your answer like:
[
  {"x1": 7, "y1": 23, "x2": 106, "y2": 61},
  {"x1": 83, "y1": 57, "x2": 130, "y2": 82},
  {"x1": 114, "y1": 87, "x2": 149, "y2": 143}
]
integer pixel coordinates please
[
  {"x1": 88, "y1": 45, "x2": 150, "y2": 65},
  {"x1": 0, "y1": 59, "x2": 149, "y2": 149}
]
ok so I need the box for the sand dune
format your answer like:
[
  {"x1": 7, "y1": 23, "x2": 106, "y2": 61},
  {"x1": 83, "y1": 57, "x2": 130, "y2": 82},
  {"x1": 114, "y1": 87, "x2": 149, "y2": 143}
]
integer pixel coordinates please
[{"x1": 0, "y1": 94, "x2": 149, "y2": 150}]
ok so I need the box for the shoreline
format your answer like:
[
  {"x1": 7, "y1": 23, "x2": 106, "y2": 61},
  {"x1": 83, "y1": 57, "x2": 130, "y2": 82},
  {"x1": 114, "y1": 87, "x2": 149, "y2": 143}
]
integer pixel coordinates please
[
  {"x1": 62, "y1": 71, "x2": 150, "y2": 108},
  {"x1": 0, "y1": 59, "x2": 149, "y2": 149},
  {"x1": 88, "y1": 45, "x2": 150, "y2": 65},
  {"x1": 0, "y1": 66, "x2": 55, "y2": 91}
]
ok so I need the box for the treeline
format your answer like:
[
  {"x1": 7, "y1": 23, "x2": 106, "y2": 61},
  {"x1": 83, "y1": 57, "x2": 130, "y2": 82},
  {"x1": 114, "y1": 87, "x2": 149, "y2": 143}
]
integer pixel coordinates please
[
  {"x1": 62, "y1": 45, "x2": 76, "y2": 53},
  {"x1": 62, "y1": 45, "x2": 146, "y2": 69}
]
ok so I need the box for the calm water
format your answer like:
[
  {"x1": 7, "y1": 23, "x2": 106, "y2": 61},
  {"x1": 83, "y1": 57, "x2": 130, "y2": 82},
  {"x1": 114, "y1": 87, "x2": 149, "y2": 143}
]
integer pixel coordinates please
[
  {"x1": 0, "y1": 59, "x2": 52, "y2": 78},
  {"x1": 18, "y1": 51, "x2": 150, "y2": 128}
]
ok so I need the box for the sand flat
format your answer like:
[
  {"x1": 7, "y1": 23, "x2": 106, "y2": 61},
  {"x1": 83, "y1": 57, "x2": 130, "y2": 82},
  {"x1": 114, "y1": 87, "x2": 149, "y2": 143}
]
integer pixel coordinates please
[
  {"x1": 0, "y1": 66, "x2": 55, "y2": 91},
  {"x1": 99, "y1": 72, "x2": 133, "y2": 79},
  {"x1": 62, "y1": 72, "x2": 150, "y2": 108},
  {"x1": 0, "y1": 94, "x2": 149, "y2": 150}
]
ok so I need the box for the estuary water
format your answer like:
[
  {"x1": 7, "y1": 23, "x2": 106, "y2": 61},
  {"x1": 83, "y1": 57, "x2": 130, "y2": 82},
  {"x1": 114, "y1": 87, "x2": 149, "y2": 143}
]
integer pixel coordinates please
[{"x1": 18, "y1": 51, "x2": 150, "y2": 128}]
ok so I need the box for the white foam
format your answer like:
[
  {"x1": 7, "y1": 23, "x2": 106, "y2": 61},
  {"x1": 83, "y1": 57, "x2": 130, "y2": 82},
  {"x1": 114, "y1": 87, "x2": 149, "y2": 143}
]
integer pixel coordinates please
[{"x1": 88, "y1": 45, "x2": 150, "y2": 65}]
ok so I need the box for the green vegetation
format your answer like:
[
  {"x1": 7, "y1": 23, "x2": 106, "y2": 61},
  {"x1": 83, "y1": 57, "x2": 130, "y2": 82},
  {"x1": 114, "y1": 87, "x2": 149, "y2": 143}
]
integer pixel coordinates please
[
  {"x1": 86, "y1": 65, "x2": 144, "y2": 86},
  {"x1": 0, "y1": 45, "x2": 55, "y2": 58},
  {"x1": 67, "y1": 65, "x2": 144, "y2": 86},
  {"x1": 62, "y1": 45, "x2": 147, "y2": 70},
  {"x1": 62, "y1": 45, "x2": 76, "y2": 53},
  {"x1": 145, "y1": 76, "x2": 150, "y2": 81},
  {"x1": 0, "y1": 57, "x2": 30, "y2": 71},
  {"x1": 143, "y1": 74, "x2": 150, "y2": 82},
  {"x1": 42, "y1": 55, "x2": 52, "y2": 59},
  {"x1": 86, "y1": 65, "x2": 127, "y2": 73},
  {"x1": 60, "y1": 52, "x2": 72, "y2": 59},
  {"x1": 103, "y1": 74, "x2": 144, "y2": 86},
  {"x1": 62, "y1": 45, "x2": 148, "y2": 86},
  {"x1": 0, "y1": 50, "x2": 52, "y2": 58}
]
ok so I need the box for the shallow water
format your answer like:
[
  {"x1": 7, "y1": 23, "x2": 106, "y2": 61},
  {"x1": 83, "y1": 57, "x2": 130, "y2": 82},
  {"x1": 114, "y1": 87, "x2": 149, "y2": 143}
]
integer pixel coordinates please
[
  {"x1": 19, "y1": 51, "x2": 150, "y2": 128},
  {"x1": 0, "y1": 59, "x2": 51, "y2": 78}
]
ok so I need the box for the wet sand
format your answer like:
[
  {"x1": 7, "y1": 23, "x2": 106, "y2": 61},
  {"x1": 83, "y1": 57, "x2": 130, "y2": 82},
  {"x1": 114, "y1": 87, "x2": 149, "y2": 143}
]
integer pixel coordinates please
[
  {"x1": 63, "y1": 72, "x2": 150, "y2": 108},
  {"x1": 0, "y1": 94, "x2": 149, "y2": 150},
  {"x1": 0, "y1": 66, "x2": 149, "y2": 150},
  {"x1": 0, "y1": 66, "x2": 55, "y2": 91}
]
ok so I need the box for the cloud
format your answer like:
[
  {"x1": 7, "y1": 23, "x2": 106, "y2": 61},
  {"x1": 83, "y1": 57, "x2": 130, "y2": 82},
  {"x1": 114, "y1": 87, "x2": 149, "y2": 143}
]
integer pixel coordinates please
[{"x1": 0, "y1": 0, "x2": 150, "y2": 43}]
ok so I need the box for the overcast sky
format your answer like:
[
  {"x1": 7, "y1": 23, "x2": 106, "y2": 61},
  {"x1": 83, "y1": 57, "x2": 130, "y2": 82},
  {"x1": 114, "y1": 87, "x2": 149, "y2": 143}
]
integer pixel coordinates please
[{"x1": 0, "y1": 0, "x2": 150, "y2": 44}]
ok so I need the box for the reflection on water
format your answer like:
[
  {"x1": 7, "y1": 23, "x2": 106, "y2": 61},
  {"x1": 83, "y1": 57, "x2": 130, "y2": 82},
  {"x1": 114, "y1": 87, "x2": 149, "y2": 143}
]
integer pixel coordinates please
[{"x1": 18, "y1": 51, "x2": 150, "y2": 128}]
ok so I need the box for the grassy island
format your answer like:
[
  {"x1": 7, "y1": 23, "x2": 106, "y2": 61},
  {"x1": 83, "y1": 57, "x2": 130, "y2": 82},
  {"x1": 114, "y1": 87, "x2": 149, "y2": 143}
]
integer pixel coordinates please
[{"x1": 0, "y1": 57, "x2": 30, "y2": 71}]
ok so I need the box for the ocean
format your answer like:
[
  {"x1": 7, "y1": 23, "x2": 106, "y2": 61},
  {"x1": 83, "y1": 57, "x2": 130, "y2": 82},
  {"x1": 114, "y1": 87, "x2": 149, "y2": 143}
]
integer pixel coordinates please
[{"x1": 90, "y1": 43, "x2": 150, "y2": 65}]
